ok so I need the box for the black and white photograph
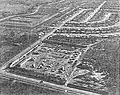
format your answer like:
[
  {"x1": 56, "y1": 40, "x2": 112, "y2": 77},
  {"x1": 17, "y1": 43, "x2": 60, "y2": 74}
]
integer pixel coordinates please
[{"x1": 0, "y1": 0, "x2": 119, "y2": 95}]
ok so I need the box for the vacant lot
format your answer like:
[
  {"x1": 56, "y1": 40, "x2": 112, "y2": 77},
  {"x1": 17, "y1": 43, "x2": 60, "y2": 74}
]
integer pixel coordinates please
[{"x1": 84, "y1": 38, "x2": 120, "y2": 95}]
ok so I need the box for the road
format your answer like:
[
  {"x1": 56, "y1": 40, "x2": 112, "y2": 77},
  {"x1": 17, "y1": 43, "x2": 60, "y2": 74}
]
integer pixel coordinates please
[
  {"x1": 53, "y1": 32, "x2": 120, "y2": 37},
  {"x1": 83, "y1": 1, "x2": 107, "y2": 23},
  {"x1": 90, "y1": 12, "x2": 112, "y2": 23},
  {"x1": 33, "y1": 7, "x2": 75, "y2": 29},
  {"x1": 40, "y1": 8, "x2": 87, "y2": 42},
  {"x1": 0, "y1": 70, "x2": 100, "y2": 95},
  {"x1": 0, "y1": 7, "x2": 85, "y2": 69},
  {"x1": 0, "y1": 7, "x2": 82, "y2": 70},
  {"x1": 0, "y1": 1, "x2": 119, "y2": 95},
  {"x1": 0, "y1": 0, "x2": 67, "y2": 22},
  {"x1": 64, "y1": 40, "x2": 102, "y2": 87},
  {"x1": 0, "y1": 6, "x2": 102, "y2": 95},
  {"x1": 0, "y1": 5, "x2": 42, "y2": 22},
  {"x1": 70, "y1": 12, "x2": 112, "y2": 24},
  {"x1": 49, "y1": 24, "x2": 118, "y2": 30}
]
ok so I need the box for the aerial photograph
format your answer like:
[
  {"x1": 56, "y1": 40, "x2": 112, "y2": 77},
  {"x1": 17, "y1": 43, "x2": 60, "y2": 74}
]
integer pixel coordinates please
[{"x1": 0, "y1": 0, "x2": 119, "y2": 95}]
